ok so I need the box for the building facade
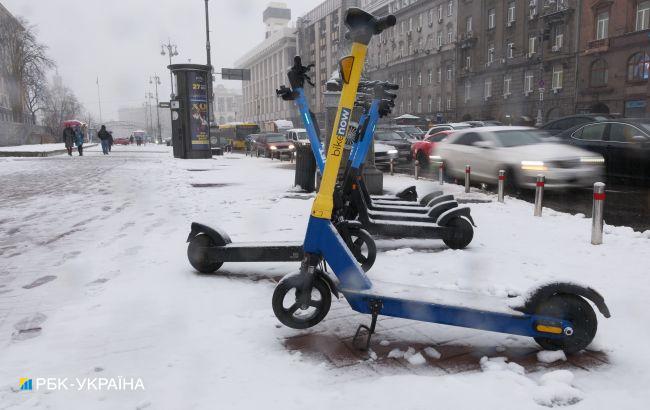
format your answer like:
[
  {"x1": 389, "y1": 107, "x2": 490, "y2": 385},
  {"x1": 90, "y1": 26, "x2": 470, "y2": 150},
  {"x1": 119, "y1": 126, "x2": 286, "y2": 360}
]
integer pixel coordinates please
[
  {"x1": 576, "y1": 0, "x2": 650, "y2": 117},
  {"x1": 365, "y1": 0, "x2": 459, "y2": 123},
  {"x1": 213, "y1": 85, "x2": 243, "y2": 124},
  {"x1": 296, "y1": 0, "x2": 360, "y2": 124},
  {"x1": 236, "y1": 3, "x2": 296, "y2": 124},
  {"x1": 0, "y1": 3, "x2": 24, "y2": 123},
  {"x1": 454, "y1": 0, "x2": 581, "y2": 125}
]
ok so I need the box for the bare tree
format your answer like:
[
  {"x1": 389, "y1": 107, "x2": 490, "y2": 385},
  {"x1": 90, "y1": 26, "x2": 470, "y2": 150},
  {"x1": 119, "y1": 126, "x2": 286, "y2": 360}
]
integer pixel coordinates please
[
  {"x1": 41, "y1": 76, "x2": 83, "y2": 139},
  {"x1": 0, "y1": 14, "x2": 55, "y2": 123}
]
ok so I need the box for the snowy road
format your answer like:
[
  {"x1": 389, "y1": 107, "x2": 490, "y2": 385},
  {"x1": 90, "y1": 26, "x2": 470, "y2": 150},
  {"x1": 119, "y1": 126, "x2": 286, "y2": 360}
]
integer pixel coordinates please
[{"x1": 0, "y1": 145, "x2": 649, "y2": 409}]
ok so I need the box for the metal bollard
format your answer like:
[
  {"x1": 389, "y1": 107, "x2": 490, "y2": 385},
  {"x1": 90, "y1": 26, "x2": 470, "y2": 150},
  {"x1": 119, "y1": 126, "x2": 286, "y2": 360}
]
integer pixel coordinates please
[
  {"x1": 414, "y1": 160, "x2": 420, "y2": 180},
  {"x1": 497, "y1": 169, "x2": 505, "y2": 203},
  {"x1": 591, "y1": 182, "x2": 606, "y2": 245},
  {"x1": 464, "y1": 165, "x2": 471, "y2": 193},
  {"x1": 390, "y1": 159, "x2": 394, "y2": 176},
  {"x1": 534, "y1": 175, "x2": 545, "y2": 217},
  {"x1": 438, "y1": 162, "x2": 444, "y2": 185}
]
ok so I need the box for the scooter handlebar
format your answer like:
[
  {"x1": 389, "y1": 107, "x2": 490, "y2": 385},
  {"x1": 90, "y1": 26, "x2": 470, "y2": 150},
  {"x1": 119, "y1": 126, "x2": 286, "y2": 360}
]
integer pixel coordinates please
[{"x1": 375, "y1": 15, "x2": 397, "y2": 33}]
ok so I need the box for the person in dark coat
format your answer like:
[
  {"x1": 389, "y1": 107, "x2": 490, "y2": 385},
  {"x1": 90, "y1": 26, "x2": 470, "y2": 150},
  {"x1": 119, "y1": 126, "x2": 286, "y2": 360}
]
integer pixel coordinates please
[
  {"x1": 108, "y1": 131, "x2": 114, "y2": 152},
  {"x1": 98, "y1": 125, "x2": 111, "y2": 155},
  {"x1": 74, "y1": 125, "x2": 84, "y2": 156},
  {"x1": 62, "y1": 125, "x2": 75, "y2": 156}
]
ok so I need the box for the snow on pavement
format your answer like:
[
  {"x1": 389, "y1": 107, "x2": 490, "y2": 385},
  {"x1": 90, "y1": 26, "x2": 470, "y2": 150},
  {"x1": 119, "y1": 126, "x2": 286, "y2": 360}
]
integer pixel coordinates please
[{"x1": 0, "y1": 145, "x2": 649, "y2": 409}]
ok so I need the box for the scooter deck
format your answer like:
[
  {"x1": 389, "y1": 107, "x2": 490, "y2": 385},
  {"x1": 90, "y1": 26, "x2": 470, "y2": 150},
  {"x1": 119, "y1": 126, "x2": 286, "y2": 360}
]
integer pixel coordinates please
[
  {"x1": 207, "y1": 241, "x2": 304, "y2": 262},
  {"x1": 368, "y1": 209, "x2": 434, "y2": 221},
  {"x1": 341, "y1": 280, "x2": 522, "y2": 316}
]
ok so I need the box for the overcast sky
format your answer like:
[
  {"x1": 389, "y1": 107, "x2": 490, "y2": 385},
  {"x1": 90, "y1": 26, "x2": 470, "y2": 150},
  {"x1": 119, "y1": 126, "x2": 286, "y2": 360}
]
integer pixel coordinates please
[{"x1": 2, "y1": 0, "x2": 322, "y2": 121}]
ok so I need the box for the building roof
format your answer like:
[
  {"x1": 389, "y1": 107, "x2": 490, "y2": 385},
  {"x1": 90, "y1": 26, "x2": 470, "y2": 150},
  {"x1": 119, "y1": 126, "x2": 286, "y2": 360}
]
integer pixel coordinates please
[{"x1": 234, "y1": 26, "x2": 296, "y2": 68}]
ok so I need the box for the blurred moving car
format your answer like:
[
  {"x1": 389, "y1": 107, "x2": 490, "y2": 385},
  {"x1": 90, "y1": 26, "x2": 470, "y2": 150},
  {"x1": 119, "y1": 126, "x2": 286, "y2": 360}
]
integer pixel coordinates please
[
  {"x1": 467, "y1": 120, "x2": 503, "y2": 127},
  {"x1": 434, "y1": 127, "x2": 604, "y2": 190},
  {"x1": 411, "y1": 130, "x2": 454, "y2": 165},
  {"x1": 424, "y1": 122, "x2": 472, "y2": 138},
  {"x1": 555, "y1": 119, "x2": 650, "y2": 183},
  {"x1": 374, "y1": 129, "x2": 412, "y2": 161},
  {"x1": 114, "y1": 137, "x2": 130, "y2": 146},
  {"x1": 252, "y1": 133, "x2": 295, "y2": 159},
  {"x1": 540, "y1": 114, "x2": 610, "y2": 136},
  {"x1": 374, "y1": 142, "x2": 398, "y2": 167}
]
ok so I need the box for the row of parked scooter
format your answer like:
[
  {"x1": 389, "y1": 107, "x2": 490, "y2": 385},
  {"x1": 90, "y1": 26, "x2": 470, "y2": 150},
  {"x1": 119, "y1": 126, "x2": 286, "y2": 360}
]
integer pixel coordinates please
[{"x1": 186, "y1": 8, "x2": 609, "y2": 354}]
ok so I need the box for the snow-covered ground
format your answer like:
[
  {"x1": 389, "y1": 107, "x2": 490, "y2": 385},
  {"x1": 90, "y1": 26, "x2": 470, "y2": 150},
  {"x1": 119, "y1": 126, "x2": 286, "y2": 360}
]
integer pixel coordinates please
[
  {"x1": 0, "y1": 143, "x2": 68, "y2": 153},
  {"x1": 0, "y1": 145, "x2": 648, "y2": 409}
]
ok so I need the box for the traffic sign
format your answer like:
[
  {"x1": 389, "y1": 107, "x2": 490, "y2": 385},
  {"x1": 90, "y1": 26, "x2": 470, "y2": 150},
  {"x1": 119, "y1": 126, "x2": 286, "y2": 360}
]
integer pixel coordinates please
[
  {"x1": 158, "y1": 102, "x2": 171, "y2": 109},
  {"x1": 221, "y1": 68, "x2": 251, "y2": 81}
]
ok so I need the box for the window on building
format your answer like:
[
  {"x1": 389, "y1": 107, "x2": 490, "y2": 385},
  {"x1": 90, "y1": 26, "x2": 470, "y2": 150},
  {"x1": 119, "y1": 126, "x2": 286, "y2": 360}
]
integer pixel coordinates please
[
  {"x1": 507, "y1": 2, "x2": 516, "y2": 24},
  {"x1": 401, "y1": 20, "x2": 405, "y2": 34},
  {"x1": 627, "y1": 52, "x2": 650, "y2": 81},
  {"x1": 447, "y1": 65, "x2": 453, "y2": 80},
  {"x1": 417, "y1": 97, "x2": 422, "y2": 113},
  {"x1": 507, "y1": 42, "x2": 514, "y2": 58},
  {"x1": 488, "y1": 9, "x2": 496, "y2": 29},
  {"x1": 400, "y1": 74, "x2": 404, "y2": 87},
  {"x1": 399, "y1": 101, "x2": 404, "y2": 114},
  {"x1": 446, "y1": 95, "x2": 452, "y2": 110},
  {"x1": 418, "y1": 14, "x2": 423, "y2": 29},
  {"x1": 524, "y1": 70, "x2": 534, "y2": 93},
  {"x1": 418, "y1": 71, "x2": 422, "y2": 85},
  {"x1": 464, "y1": 81, "x2": 471, "y2": 101},
  {"x1": 484, "y1": 78, "x2": 492, "y2": 98},
  {"x1": 409, "y1": 43, "x2": 413, "y2": 55},
  {"x1": 437, "y1": 67, "x2": 442, "y2": 83},
  {"x1": 437, "y1": 96, "x2": 442, "y2": 111},
  {"x1": 466, "y1": 16, "x2": 472, "y2": 33},
  {"x1": 428, "y1": 69, "x2": 433, "y2": 84},
  {"x1": 555, "y1": 33, "x2": 564, "y2": 49},
  {"x1": 590, "y1": 59, "x2": 608, "y2": 86},
  {"x1": 552, "y1": 65, "x2": 563, "y2": 90},
  {"x1": 530, "y1": 0, "x2": 538, "y2": 18},
  {"x1": 596, "y1": 11, "x2": 609, "y2": 40},
  {"x1": 408, "y1": 72, "x2": 412, "y2": 87},
  {"x1": 487, "y1": 43, "x2": 495, "y2": 65},
  {"x1": 448, "y1": 0, "x2": 453, "y2": 17},
  {"x1": 438, "y1": 5, "x2": 443, "y2": 21},
  {"x1": 637, "y1": 1, "x2": 650, "y2": 31},
  {"x1": 503, "y1": 75, "x2": 512, "y2": 96},
  {"x1": 447, "y1": 30, "x2": 454, "y2": 43},
  {"x1": 465, "y1": 55, "x2": 471, "y2": 69},
  {"x1": 408, "y1": 100, "x2": 412, "y2": 112},
  {"x1": 437, "y1": 31, "x2": 443, "y2": 47},
  {"x1": 409, "y1": 17, "x2": 413, "y2": 32},
  {"x1": 528, "y1": 35, "x2": 537, "y2": 55},
  {"x1": 428, "y1": 96, "x2": 433, "y2": 112},
  {"x1": 428, "y1": 9, "x2": 434, "y2": 25}
]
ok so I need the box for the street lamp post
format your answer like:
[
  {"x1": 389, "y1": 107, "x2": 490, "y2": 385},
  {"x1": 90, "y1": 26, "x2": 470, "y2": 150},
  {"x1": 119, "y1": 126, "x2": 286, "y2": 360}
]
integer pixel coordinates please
[
  {"x1": 161, "y1": 40, "x2": 179, "y2": 99},
  {"x1": 204, "y1": 0, "x2": 213, "y2": 148},
  {"x1": 150, "y1": 75, "x2": 162, "y2": 143}
]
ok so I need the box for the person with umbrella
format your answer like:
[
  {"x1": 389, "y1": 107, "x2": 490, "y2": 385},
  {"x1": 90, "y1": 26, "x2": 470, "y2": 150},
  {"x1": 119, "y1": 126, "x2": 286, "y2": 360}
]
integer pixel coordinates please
[
  {"x1": 62, "y1": 124, "x2": 75, "y2": 156},
  {"x1": 74, "y1": 125, "x2": 84, "y2": 156}
]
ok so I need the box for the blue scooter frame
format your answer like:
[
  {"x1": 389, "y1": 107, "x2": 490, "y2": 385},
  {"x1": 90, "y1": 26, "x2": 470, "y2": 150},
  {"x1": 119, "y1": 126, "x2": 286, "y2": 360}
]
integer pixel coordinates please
[{"x1": 272, "y1": 7, "x2": 610, "y2": 354}]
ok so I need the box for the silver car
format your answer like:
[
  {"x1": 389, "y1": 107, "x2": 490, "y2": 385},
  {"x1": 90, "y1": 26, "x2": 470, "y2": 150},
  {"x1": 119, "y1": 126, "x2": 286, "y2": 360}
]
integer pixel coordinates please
[{"x1": 433, "y1": 127, "x2": 605, "y2": 189}]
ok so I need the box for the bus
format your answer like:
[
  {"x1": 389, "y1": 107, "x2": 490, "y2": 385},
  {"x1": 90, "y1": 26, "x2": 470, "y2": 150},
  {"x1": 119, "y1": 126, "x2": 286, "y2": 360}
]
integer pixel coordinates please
[{"x1": 211, "y1": 122, "x2": 260, "y2": 150}]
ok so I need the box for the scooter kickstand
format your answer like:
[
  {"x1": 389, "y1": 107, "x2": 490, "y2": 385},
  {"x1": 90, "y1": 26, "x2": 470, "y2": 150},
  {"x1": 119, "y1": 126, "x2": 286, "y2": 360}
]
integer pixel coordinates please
[{"x1": 352, "y1": 300, "x2": 383, "y2": 351}]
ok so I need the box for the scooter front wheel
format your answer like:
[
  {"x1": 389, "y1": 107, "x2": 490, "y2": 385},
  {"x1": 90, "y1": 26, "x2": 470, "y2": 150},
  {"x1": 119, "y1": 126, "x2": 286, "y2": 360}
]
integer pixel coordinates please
[
  {"x1": 442, "y1": 217, "x2": 474, "y2": 249},
  {"x1": 187, "y1": 234, "x2": 224, "y2": 273},
  {"x1": 272, "y1": 276, "x2": 331, "y2": 329},
  {"x1": 348, "y1": 229, "x2": 376, "y2": 272},
  {"x1": 533, "y1": 294, "x2": 597, "y2": 354}
]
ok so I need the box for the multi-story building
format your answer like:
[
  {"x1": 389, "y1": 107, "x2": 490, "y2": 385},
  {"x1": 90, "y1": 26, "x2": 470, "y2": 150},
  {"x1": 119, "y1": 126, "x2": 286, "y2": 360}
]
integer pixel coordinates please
[
  {"x1": 213, "y1": 85, "x2": 243, "y2": 124},
  {"x1": 296, "y1": 0, "x2": 360, "y2": 124},
  {"x1": 455, "y1": 0, "x2": 580, "y2": 125},
  {"x1": 365, "y1": 0, "x2": 459, "y2": 123},
  {"x1": 236, "y1": 3, "x2": 296, "y2": 124},
  {"x1": 0, "y1": 3, "x2": 24, "y2": 123},
  {"x1": 576, "y1": 0, "x2": 650, "y2": 117}
]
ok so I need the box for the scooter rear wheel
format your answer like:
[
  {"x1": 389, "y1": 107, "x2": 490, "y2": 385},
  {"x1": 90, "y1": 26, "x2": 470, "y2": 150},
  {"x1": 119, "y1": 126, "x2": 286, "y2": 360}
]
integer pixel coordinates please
[
  {"x1": 348, "y1": 229, "x2": 376, "y2": 272},
  {"x1": 187, "y1": 234, "x2": 224, "y2": 273},
  {"x1": 533, "y1": 294, "x2": 597, "y2": 354},
  {"x1": 442, "y1": 217, "x2": 474, "y2": 249},
  {"x1": 272, "y1": 276, "x2": 332, "y2": 329}
]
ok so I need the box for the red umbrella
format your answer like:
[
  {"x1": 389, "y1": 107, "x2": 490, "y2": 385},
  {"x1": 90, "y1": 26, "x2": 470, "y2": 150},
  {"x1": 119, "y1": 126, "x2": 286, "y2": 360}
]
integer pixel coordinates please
[{"x1": 63, "y1": 119, "x2": 85, "y2": 127}]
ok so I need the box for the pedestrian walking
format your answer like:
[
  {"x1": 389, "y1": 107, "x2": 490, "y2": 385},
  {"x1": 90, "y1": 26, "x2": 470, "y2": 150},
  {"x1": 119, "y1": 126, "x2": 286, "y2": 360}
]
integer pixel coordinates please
[
  {"x1": 108, "y1": 131, "x2": 114, "y2": 152},
  {"x1": 62, "y1": 124, "x2": 75, "y2": 156},
  {"x1": 129, "y1": 135, "x2": 135, "y2": 145},
  {"x1": 74, "y1": 125, "x2": 84, "y2": 156},
  {"x1": 98, "y1": 125, "x2": 111, "y2": 155}
]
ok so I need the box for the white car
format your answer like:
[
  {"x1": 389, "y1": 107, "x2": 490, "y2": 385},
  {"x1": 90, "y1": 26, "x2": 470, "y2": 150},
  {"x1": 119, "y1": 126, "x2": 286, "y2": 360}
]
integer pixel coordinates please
[
  {"x1": 374, "y1": 142, "x2": 398, "y2": 167},
  {"x1": 286, "y1": 128, "x2": 310, "y2": 145},
  {"x1": 424, "y1": 122, "x2": 473, "y2": 138},
  {"x1": 433, "y1": 127, "x2": 605, "y2": 189}
]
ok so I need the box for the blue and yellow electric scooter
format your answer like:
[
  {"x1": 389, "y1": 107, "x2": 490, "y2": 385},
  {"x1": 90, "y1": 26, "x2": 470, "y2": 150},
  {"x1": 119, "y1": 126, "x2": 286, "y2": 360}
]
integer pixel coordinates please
[{"x1": 272, "y1": 8, "x2": 610, "y2": 353}]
